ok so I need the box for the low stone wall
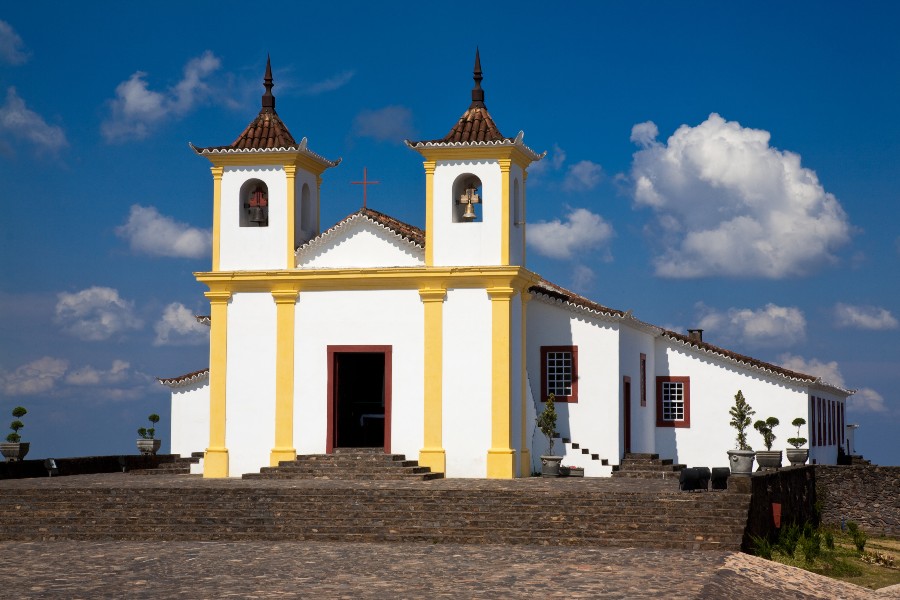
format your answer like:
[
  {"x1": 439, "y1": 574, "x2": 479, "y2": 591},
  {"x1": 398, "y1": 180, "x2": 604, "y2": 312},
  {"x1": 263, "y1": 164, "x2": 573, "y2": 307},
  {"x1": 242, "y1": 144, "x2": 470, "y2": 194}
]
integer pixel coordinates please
[
  {"x1": 730, "y1": 466, "x2": 818, "y2": 550},
  {"x1": 814, "y1": 465, "x2": 900, "y2": 537},
  {"x1": 0, "y1": 454, "x2": 179, "y2": 480}
]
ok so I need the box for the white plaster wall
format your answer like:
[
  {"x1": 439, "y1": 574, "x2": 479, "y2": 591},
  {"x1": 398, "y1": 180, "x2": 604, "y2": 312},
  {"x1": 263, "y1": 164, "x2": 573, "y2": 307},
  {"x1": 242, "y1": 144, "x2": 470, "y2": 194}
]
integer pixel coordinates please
[
  {"x1": 293, "y1": 289, "x2": 424, "y2": 460},
  {"x1": 432, "y1": 160, "x2": 502, "y2": 266},
  {"x1": 526, "y1": 300, "x2": 621, "y2": 467},
  {"x1": 509, "y1": 164, "x2": 525, "y2": 267},
  {"x1": 296, "y1": 220, "x2": 424, "y2": 269},
  {"x1": 655, "y1": 339, "x2": 811, "y2": 469},
  {"x1": 220, "y1": 166, "x2": 288, "y2": 270},
  {"x1": 225, "y1": 293, "x2": 277, "y2": 476},
  {"x1": 619, "y1": 324, "x2": 656, "y2": 455},
  {"x1": 294, "y1": 171, "x2": 320, "y2": 248},
  {"x1": 170, "y1": 379, "x2": 210, "y2": 458},
  {"x1": 442, "y1": 288, "x2": 493, "y2": 477}
]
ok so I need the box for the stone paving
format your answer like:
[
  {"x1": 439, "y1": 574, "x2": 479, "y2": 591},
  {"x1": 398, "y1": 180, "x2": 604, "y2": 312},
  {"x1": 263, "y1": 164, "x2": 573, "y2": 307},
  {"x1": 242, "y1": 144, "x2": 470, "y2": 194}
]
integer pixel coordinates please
[{"x1": 0, "y1": 540, "x2": 893, "y2": 599}]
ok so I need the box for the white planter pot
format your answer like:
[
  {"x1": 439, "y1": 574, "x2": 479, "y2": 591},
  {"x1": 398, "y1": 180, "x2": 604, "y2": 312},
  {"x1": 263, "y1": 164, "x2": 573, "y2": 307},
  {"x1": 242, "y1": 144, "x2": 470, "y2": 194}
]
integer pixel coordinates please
[
  {"x1": 786, "y1": 448, "x2": 809, "y2": 466},
  {"x1": 727, "y1": 449, "x2": 755, "y2": 476},
  {"x1": 756, "y1": 450, "x2": 783, "y2": 470},
  {"x1": 137, "y1": 439, "x2": 161, "y2": 456},
  {"x1": 540, "y1": 455, "x2": 563, "y2": 478}
]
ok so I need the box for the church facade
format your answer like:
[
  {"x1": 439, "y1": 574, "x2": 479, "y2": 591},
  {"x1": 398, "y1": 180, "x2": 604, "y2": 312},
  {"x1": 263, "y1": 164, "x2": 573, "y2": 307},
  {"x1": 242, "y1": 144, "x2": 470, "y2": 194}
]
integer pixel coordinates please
[{"x1": 161, "y1": 55, "x2": 853, "y2": 478}]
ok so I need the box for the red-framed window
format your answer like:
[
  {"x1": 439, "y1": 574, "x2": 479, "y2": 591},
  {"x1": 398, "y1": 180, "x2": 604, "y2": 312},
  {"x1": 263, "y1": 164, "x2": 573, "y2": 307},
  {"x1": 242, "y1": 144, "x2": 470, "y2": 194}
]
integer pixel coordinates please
[
  {"x1": 656, "y1": 376, "x2": 690, "y2": 428},
  {"x1": 540, "y1": 346, "x2": 578, "y2": 403},
  {"x1": 639, "y1": 353, "x2": 647, "y2": 407}
]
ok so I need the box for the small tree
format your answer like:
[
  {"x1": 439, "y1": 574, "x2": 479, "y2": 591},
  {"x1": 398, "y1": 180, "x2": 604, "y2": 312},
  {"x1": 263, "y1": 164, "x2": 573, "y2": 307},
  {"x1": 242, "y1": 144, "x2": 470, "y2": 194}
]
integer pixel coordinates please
[
  {"x1": 536, "y1": 394, "x2": 559, "y2": 455},
  {"x1": 754, "y1": 417, "x2": 780, "y2": 451},
  {"x1": 6, "y1": 406, "x2": 27, "y2": 443},
  {"x1": 787, "y1": 417, "x2": 807, "y2": 449},
  {"x1": 137, "y1": 413, "x2": 160, "y2": 440},
  {"x1": 728, "y1": 390, "x2": 755, "y2": 450}
]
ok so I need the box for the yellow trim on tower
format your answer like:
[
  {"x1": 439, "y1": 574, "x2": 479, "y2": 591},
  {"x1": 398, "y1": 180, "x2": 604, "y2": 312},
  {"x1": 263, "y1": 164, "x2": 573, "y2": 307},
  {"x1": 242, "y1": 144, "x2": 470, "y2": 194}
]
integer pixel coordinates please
[
  {"x1": 499, "y1": 159, "x2": 511, "y2": 266},
  {"x1": 210, "y1": 166, "x2": 224, "y2": 271},
  {"x1": 423, "y1": 161, "x2": 436, "y2": 266},
  {"x1": 519, "y1": 292, "x2": 531, "y2": 476},
  {"x1": 486, "y1": 286, "x2": 517, "y2": 478},
  {"x1": 284, "y1": 166, "x2": 297, "y2": 269},
  {"x1": 204, "y1": 290, "x2": 231, "y2": 478},
  {"x1": 412, "y1": 146, "x2": 534, "y2": 170},
  {"x1": 270, "y1": 289, "x2": 299, "y2": 466},
  {"x1": 418, "y1": 287, "x2": 446, "y2": 474},
  {"x1": 201, "y1": 151, "x2": 334, "y2": 174}
]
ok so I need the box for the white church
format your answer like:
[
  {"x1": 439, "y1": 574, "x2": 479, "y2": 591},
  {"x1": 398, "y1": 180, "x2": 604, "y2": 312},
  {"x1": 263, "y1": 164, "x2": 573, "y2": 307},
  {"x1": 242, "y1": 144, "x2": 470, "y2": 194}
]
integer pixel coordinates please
[{"x1": 160, "y1": 54, "x2": 854, "y2": 478}]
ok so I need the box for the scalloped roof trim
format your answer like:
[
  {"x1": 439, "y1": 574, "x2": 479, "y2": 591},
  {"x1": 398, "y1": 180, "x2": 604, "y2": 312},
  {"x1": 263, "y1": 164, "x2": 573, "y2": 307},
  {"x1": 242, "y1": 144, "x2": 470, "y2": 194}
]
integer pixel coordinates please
[
  {"x1": 405, "y1": 137, "x2": 545, "y2": 162},
  {"x1": 295, "y1": 209, "x2": 425, "y2": 260},
  {"x1": 189, "y1": 141, "x2": 341, "y2": 168},
  {"x1": 157, "y1": 368, "x2": 209, "y2": 388}
]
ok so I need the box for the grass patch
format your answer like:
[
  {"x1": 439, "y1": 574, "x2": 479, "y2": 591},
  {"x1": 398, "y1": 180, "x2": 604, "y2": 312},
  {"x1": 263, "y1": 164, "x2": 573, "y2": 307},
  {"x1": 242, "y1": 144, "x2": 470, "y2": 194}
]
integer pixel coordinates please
[{"x1": 751, "y1": 524, "x2": 900, "y2": 591}]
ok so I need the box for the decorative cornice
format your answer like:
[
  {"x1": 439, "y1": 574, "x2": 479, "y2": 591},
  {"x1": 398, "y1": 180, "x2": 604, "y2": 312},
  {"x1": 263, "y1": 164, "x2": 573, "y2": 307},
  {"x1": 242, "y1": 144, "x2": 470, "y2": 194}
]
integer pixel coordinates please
[{"x1": 157, "y1": 368, "x2": 210, "y2": 388}]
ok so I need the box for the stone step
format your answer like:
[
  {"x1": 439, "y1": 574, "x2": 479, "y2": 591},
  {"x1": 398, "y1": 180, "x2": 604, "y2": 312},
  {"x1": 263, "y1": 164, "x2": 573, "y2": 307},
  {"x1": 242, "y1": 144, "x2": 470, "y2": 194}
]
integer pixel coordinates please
[
  {"x1": 616, "y1": 463, "x2": 686, "y2": 472},
  {"x1": 623, "y1": 453, "x2": 660, "y2": 460}
]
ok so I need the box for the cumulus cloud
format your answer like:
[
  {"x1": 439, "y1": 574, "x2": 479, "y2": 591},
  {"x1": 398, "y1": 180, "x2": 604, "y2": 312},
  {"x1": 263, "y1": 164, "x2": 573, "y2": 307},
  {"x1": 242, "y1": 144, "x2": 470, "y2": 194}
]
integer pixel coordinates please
[
  {"x1": 779, "y1": 353, "x2": 887, "y2": 413},
  {"x1": 65, "y1": 360, "x2": 130, "y2": 386},
  {"x1": 154, "y1": 303, "x2": 210, "y2": 346},
  {"x1": 0, "y1": 87, "x2": 67, "y2": 154},
  {"x1": 833, "y1": 303, "x2": 898, "y2": 330},
  {"x1": 302, "y1": 70, "x2": 354, "y2": 96},
  {"x1": 563, "y1": 160, "x2": 603, "y2": 191},
  {"x1": 697, "y1": 302, "x2": 806, "y2": 347},
  {"x1": 353, "y1": 105, "x2": 415, "y2": 142},
  {"x1": 571, "y1": 264, "x2": 596, "y2": 291},
  {"x1": 528, "y1": 208, "x2": 614, "y2": 260},
  {"x1": 0, "y1": 20, "x2": 28, "y2": 65},
  {"x1": 116, "y1": 205, "x2": 211, "y2": 259},
  {"x1": 1, "y1": 356, "x2": 68, "y2": 395},
  {"x1": 55, "y1": 287, "x2": 143, "y2": 341},
  {"x1": 101, "y1": 51, "x2": 221, "y2": 142},
  {"x1": 528, "y1": 143, "x2": 566, "y2": 176},
  {"x1": 631, "y1": 113, "x2": 852, "y2": 278}
]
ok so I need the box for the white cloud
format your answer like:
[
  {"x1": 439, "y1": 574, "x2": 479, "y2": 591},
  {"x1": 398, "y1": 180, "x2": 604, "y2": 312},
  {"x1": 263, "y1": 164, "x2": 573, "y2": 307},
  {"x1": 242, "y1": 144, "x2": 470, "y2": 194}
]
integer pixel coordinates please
[
  {"x1": 101, "y1": 51, "x2": 221, "y2": 143},
  {"x1": 833, "y1": 303, "x2": 898, "y2": 330},
  {"x1": 697, "y1": 303, "x2": 806, "y2": 347},
  {"x1": 302, "y1": 70, "x2": 354, "y2": 96},
  {"x1": 630, "y1": 121, "x2": 658, "y2": 148},
  {"x1": 353, "y1": 105, "x2": 415, "y2": 142},
  {"x1": 563, "y1": 160, "x2": 603, "y2": 191},
  {"x1": 55, "y1": 287, "x2": 143, "y2": 341},
  {"x1": 528, "y1": 143, "x2": 566, "y2": 176},
  {"x1": 631, "y1": 114, "x2": 852, "y2": 278},
  {"x1": 528, "y1": 208, "x2": 614, "y2": 260},
  {"x1": 116, "y1": 205, "x2": 211, "y2": 259},
  {"x1": 779, "y1": 353, "x2": 887, "y2": 413},
  {"x1": 571, "y1": 264, "x2": 596, "y2": 291},
  {"x1": 154, "y1": 303, "x2": 210, "y2": 346},
  {"x1": 1, "y1": 356, "x2": 68, "y2": 395},
  {"x1": 65, "y1": 360, "x2": 130, "y2": 386},
  {"x1": 0, "y1": 87, "x2": 67, "y2": 153},
  {"x1": 0, "y1": 20, "x2": 28, "y2": 65}
]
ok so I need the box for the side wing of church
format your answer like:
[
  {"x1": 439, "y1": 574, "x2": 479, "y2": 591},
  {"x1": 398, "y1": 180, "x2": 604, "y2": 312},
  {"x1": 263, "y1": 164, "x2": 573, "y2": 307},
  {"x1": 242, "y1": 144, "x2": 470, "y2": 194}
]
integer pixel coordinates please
[{"x1": 160, "y1": 54, "x2": 854, "y2": 478}]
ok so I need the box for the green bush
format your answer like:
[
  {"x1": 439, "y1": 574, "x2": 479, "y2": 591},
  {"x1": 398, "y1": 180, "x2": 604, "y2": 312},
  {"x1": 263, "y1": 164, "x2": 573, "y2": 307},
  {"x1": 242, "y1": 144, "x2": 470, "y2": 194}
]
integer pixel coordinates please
[
  {"x1": 6, "y1": 406, "x2": 27, "y2": 443},
  {"x1": 751, "y1": 534, "x2": 775, "y2": 559},
  {"x1": 824, "y1": 529, "x2": 834, "y2": 550},
  {"x1": 536, "y1": 394, "x2": 558, "y2": 455},
  {"x1": 778, "y1": 523, "x2": 801, "y2": 558},
  {"x1": 800, "y1": 530, "x2": 822, "y2": 565},
  {"x1": 137, "y1": 413, "x2": 161, "y2": 440},
  {"x1": 753, "y1": 416, "x2": 780, "y2": 451},
  {"x1": 729, "y1": 390, "x2": 755, "y2": 450}
]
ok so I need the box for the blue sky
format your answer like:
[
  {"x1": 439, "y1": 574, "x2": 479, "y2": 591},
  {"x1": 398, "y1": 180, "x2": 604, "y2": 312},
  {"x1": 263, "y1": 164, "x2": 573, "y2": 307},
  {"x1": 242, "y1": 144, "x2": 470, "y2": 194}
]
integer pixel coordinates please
[{"x1": 1, "y1": 3, "x2": 898, "y2": 466}]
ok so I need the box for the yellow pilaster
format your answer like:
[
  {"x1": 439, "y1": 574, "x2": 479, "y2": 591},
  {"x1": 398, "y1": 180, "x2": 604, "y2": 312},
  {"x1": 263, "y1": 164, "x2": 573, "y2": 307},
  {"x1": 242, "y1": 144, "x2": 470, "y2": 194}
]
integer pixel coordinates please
[
  {"x1": 270, "y1": 290, "x2": 298, "y2": 466},
  {"x1": 519, "y1": 291, "x2": 531, "y2": 476},
  {"x1": 284, "y1": 166, "x2": 297, "y2": 268},
  {"x1": 210, "y1": 166, "x2": 224, "y2": 271},
  {"x1": 418, "y1": 287, "x2": 446, "y2": 474},
  {"x1": 499, "y1": 159, "x2": 511, "y2": 266},
  {"x1": 204, "y1": 290, "x2": 231, "y2": 478},
  {"x1": 486, "y1": 286, "x2": 516, "y2": 478},
  {"x1": 423, "y1": 161, "x2": 436, "y2": 266}
]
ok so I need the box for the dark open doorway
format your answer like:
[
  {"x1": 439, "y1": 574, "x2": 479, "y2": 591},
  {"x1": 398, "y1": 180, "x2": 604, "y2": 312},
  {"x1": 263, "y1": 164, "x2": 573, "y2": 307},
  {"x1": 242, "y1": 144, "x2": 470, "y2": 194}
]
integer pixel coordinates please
[{"x1": 327, "y1": 346, "x2": 392, "y2": 452}]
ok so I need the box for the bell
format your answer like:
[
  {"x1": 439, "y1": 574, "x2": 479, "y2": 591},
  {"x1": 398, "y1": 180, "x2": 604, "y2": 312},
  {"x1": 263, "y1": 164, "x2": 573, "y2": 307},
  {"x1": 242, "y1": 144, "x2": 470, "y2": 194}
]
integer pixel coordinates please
[
  {"x1": 462, "y1": 201, "x2": 477, "y2": 221},
  {"x1": 248, "y1": 205, "x2": 266, "y2": 225}
]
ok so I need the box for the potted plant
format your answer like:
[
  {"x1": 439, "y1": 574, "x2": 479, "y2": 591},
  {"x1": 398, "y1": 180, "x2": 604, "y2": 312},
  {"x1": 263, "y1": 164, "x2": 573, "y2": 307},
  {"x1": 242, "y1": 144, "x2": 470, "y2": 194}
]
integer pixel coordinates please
[
  {"x1": 136, "y1": 413, "x2": 161, "y2": 456},
  {"x1": 0, "y1": 406, "x2": 29, "y2": 462},
  {"x1": 537, "y1": 393, "x2": 563, "y2": 477},
  {"x1": 726, "y1": 390, "x2": 755, "y2": 475},
  {"x1": 786, "y1": 417, "x2": 809, "y2": 466},
  {"x1": 754, "y1": 416, "x2": 782, "y2": 469}
]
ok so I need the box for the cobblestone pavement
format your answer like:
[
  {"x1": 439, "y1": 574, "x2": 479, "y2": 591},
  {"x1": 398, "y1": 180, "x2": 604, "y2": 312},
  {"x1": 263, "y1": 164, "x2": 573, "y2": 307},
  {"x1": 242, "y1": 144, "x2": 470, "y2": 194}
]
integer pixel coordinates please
[{"x1": 0, "y1": 541, "x2": 891, "y2": 599}]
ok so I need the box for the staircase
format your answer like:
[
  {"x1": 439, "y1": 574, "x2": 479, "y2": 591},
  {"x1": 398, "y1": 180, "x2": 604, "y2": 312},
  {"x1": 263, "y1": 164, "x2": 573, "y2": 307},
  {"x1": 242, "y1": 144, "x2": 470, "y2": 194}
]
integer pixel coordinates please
[
  {"x1": 243, "y1": 448, "x2": 444, "y2": 481},
  {"x1": 129, "y1": 455, "x2": 200, "y2": 476},
  {"x1": 558, "y1": 437, "x2": 613, "y2": 477},
  {"x1": 612, "y1": 453, "x2": 686, "y2": 480},
  {"x1": 0, "y1": 478, "x2": 751, "y2": 550}
]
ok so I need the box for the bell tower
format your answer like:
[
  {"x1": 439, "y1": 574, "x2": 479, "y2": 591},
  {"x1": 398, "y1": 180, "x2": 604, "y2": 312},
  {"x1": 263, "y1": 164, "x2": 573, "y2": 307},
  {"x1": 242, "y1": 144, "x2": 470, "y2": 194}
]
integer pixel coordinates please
[
  {"x1": 406, "y1": 50, "x2": 543, "y2": 268},
  {"x1": 192, "y1": 57, "x2": 340, "y2": 271}
]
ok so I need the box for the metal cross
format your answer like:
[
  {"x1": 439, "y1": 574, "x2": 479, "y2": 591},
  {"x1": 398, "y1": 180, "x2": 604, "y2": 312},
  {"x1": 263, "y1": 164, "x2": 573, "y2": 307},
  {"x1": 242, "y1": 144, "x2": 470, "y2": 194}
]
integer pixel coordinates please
[{"x1": 351, "y1": 167, "x2": 380, "y2": 209}]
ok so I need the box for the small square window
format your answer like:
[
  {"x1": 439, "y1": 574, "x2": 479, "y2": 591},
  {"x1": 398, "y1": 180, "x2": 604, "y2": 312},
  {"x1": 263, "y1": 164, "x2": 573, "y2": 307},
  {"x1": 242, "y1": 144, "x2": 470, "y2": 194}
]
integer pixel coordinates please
[
  {"x1": 656, "y1": 376, "x2": 690, "y2": 428},
  {"x1": 541, "y1": 346, "x2": 578, "y2": 403}
]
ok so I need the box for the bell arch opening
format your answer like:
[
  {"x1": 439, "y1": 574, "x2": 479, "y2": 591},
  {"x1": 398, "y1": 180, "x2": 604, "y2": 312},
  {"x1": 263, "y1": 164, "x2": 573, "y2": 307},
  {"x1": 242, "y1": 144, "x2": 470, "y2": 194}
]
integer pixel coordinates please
[
  {"x1": 239, "y1": 179, "x2": 268, "y2": 227},
  {"x1": 451, "y1": 173, "x2": 482, "y2": 223}
]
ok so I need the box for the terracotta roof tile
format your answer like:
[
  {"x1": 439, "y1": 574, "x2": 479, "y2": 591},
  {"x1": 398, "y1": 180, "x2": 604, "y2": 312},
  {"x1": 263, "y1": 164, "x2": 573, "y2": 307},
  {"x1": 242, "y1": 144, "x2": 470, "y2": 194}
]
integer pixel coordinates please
[
  {"x1": 157, "y1": 368, "x2": 209, "y2": 387},
  {"x1": 358, "y1": 207, "x2": 425, "y2": 247},
  {"x1": 528, "y1": 278, "x2": 626, "y2": 318}
]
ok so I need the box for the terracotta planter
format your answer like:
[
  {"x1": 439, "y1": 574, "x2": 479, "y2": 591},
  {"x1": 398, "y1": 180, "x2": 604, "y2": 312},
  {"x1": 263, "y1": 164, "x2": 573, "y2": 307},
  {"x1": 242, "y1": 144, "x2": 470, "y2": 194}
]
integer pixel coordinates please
[
  {"x1": 540, "y1": 455, "x2": 563, "y2": 478},
  {"x1": 756, "y1": 450, "x2": 783, "y2": 470},
  {"x1": 727, "y1": 449, "x2": 755, "y2": 476},
  {"x1": 786, "y1": 448, "x2": 809, "y2": 466},
  {"x1": 0, "y1": 442, "x2": 29, "y2": 462},
  {"x1": 137, "y1": 439, "x2": 161, "y2": 456}
]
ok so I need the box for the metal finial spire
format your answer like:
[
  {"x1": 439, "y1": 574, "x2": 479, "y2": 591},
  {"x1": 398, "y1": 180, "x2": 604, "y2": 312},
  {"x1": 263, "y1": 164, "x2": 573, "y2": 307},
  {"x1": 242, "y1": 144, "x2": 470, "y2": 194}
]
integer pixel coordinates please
[
  {"x1": 262, "y1": 55, "x2": 275, "y2": 112},
  {"x1": 470, "y1": 47, "x2": 485, "y2": 108}
]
